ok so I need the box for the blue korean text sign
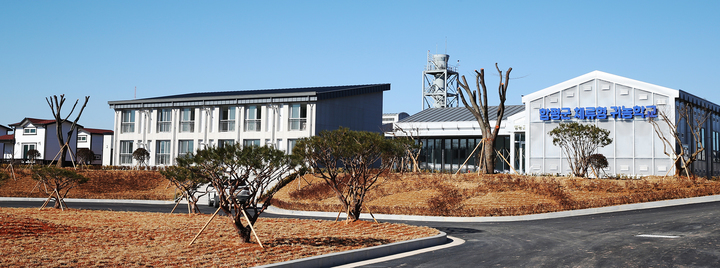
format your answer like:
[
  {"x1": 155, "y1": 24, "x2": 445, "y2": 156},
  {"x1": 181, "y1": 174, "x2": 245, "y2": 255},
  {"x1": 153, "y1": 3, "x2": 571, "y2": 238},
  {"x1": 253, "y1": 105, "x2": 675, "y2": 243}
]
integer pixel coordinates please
[{"x1": 539, "y1": 105, "x2": 657, "y2": 121}]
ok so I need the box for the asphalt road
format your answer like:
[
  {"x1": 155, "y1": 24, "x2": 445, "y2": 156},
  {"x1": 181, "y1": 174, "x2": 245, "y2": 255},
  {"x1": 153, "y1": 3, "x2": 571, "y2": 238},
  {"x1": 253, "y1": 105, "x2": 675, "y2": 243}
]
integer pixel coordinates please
[{"x1": 3, "y1": 200, "x2": 720, "y2": 267}]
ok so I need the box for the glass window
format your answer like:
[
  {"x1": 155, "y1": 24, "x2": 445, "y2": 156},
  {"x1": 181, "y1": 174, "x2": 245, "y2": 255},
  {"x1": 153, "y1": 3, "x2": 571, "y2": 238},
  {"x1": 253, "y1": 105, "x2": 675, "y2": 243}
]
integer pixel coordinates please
[
  {"x1": 156, "y1": 140, "x2": 171, "y2": 165},
  {"x1": 22, "y1": 144, "x2": 36, "y2": 159},
  {"x1": 289, "y1": 104, "x2": 307, "y2": 131},
  {"x1": 78, "y1": 135, "x2": 87, "y2": 142},
  {"x1": 220, "y1": 106, "x2": 236, "y2": 132},
  {"x1": 23, "y1": 128, "x2": 37, "y2": 135},
  {"x1": 180, "y1": 108, "x2": 195, "y2": 133},
  {"x1": 218, "y1": 139, "x2": 234, "y2": 148},
  {"x1": 178, "y1": 140, "x2": 194, "y2": 157},
  {"x1": 121, "y1": 110, "x2": 135, "y2": 133},
  {"x1": 157, "y1": 109, "x2": 172, "y2": 133},
  {"x1": 120, "y1": 140, "x2": 133, "y2": 165},
  {"x1": 287, "y1": 139, "x2": 297, "y2": 154},
  {"x1": 245, "y1": 106, "x2": 261, "y2": 131},
  {"x1": 243, "y1": 139, "x2": 260, "y2": 147}
]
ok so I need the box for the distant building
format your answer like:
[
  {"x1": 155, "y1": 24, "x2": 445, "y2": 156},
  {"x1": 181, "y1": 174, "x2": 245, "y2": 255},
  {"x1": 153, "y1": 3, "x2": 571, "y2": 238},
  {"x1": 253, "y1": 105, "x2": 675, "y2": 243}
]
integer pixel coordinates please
[
  {"x1": 0, "y1": 124, "x2": 11, "y2": 162},
  {"x1": 107, "y1": 84, "x2": 390, "y2": 167},
  {"x1": 1, "y1": 118, "x2": 112, "y2": 165},
  {"x1": 77, "y1": 128, "x2": 114, "y2": 166},
  {"x1": 381, "y1": 112, "x2": 409, "y2": 132}
]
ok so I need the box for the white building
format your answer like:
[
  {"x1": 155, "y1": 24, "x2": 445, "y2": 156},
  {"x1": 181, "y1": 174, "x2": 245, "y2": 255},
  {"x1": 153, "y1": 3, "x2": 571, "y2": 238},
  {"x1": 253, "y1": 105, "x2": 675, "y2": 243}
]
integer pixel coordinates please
[
  {"x1": 77, "y1": 128, "x2": 114, "y2": 166},
  {"x1": 388, "y1": 106, "x2": 526, "y2": 173},
  {"x1": 523, "y1": 70, "x2": 720, "y2": 177},
  {"x1": 6, "y1": 118, "x2": 79, "y2": 164},
  {"x1": 107, "y1": 84, "x2": 389, "y2": 167}
]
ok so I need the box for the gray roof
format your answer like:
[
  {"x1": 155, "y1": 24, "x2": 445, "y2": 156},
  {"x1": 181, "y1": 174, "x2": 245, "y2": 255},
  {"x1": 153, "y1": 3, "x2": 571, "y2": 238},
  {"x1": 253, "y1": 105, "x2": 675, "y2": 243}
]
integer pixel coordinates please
[
  {"x1": 108, "y1": 84, "x2": 390, "y2": 106},
  {"x1": 399, "y1": 105, "x2": 525, "y2": 123}
]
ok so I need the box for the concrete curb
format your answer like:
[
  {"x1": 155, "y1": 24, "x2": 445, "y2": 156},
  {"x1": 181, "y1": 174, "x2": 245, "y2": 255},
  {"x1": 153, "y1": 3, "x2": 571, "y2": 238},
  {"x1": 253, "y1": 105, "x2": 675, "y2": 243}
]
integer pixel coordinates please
[
  {"x1": 254, "y1": 231, "x2": 448, "y2": 268},
  {"x1": 0, "y1": 197, "x2": 177, "y2": 205},
  {"x1": 266, "y1": 194, "x2": 720, "y2": 222}
]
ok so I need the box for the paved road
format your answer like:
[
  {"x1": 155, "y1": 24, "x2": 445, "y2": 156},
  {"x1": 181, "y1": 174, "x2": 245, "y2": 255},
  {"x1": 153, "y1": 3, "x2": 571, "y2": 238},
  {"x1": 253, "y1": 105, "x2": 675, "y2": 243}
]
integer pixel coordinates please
[{"x1": 3, "y1": 200, "x2": 720, "y2": 267}]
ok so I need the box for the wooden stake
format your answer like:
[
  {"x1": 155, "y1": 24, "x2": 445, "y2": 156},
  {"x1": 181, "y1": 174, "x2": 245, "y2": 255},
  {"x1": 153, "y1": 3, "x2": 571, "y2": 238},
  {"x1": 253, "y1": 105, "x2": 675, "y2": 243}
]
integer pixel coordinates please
[
  {"x1": 456, "y1": 141, "x2": 482, "y2": 175},
  {"x1": 170, "y1": 198, "x2": 181, "y2": 214},
  {"x1": 240, "y1": 208, "x2": 264, "y2": 248},
  {"x1": 188, "y1": 206, "x2": 222, "y2": 246},
  {"x1": 495, "y1": 149, "x2": 519, "y2": 175},
  {"x1": 363, "y1": 204, "x2": 378, "y2": 223}
]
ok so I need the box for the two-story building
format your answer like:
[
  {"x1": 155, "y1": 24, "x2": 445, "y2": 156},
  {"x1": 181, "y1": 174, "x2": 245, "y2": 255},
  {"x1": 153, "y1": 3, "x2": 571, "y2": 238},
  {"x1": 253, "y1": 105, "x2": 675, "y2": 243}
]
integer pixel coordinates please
[
  {"x1": 7, "y1": 118, "x2": 79, "y2": 164},
  {"x1": 107, "y1": 84, "x2": 389, "y2": 166},
  {"x1": 0, "y1": 124, "x2": 11, "y2": 162}
]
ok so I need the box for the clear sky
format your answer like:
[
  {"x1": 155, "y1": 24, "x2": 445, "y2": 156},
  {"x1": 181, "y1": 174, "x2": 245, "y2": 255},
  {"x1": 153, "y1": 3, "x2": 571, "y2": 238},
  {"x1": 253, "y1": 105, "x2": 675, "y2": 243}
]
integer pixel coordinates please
[{"x1": 2, "y1": 0, "x2": 719, "y2": 130}]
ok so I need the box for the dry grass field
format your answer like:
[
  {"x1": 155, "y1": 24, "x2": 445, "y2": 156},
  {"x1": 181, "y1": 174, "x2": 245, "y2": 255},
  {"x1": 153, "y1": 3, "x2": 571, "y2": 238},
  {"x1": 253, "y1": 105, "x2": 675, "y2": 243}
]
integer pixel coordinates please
[
  {"x1": 0, "y1": 168, "x2": 175, "y2": 200},
  {"x1": 273, "y1": 173, "x2": 720, "y2": 217},
  {"x1": 0, "y1": 207, "x2": 438, "y2": 267}
]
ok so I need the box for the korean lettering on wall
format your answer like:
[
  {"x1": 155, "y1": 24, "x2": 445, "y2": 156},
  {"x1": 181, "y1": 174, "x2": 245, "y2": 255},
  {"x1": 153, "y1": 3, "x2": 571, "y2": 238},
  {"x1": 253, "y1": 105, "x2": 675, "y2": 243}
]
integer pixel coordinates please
[{"x1": 539, "y1": 106, "x2": 657, "y2": 121}]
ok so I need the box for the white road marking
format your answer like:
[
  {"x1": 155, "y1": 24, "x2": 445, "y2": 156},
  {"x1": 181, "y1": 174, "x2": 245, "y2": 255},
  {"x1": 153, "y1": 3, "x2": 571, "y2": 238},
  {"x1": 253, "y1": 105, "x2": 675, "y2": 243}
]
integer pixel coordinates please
[
  {"x1": 333, "y1": 235, "x2": 466, "y2": 268},
  {"x1": 635, "y1": 234, "x2": 680, "y2": 238}
]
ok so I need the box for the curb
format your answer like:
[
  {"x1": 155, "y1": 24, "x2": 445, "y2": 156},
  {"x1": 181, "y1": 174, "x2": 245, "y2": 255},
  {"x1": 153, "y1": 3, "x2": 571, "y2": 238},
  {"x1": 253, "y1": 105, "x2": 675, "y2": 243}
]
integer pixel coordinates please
[
  {"x1": 0, "y1": 197, "x2": 177, "y2": 205},
  {"x1": 254, "y1": 231, "x2": 448, "y2": 268},
  {"x1": 266, "y1": 194, "x2": 720, "y2": 222}
]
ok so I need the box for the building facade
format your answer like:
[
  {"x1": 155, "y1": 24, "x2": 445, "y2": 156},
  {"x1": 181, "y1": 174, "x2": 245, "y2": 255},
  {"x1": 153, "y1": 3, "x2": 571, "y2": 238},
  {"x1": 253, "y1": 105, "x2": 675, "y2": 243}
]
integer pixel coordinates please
[
  {"x1": 107, "y1": 84, "x2": 389, "y2": 167},
  {"x1": 388, "y1": 106, "x2": 526, "y2": 173},
  {"x1": 77, "y1": 128, "x2": 114, "y2": 165},
  {"x1": 6, "y1": 118, "x2": 79, "y2": 164},
  {"x1": 522, "y1": 71, "x2": 720, "y2": 177}
]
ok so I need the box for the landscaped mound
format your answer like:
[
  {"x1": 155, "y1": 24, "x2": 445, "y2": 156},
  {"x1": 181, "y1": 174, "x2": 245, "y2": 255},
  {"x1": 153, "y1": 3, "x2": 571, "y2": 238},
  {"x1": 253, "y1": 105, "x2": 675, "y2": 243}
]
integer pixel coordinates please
[
  {"x1": 0, "y1": 168, "x2": 175, "y2": 200},
  {"x1": 273, "y1": 173, "x2": 720, "y2": 217},
  {"x1": 0, "y1": 207, "x2": 438, "y2": 267}
]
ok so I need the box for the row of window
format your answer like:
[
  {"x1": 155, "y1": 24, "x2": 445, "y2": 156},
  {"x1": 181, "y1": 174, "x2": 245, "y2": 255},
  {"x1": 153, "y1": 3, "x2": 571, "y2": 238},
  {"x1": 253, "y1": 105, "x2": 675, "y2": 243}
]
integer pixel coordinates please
[
  {"x1": 118, "y1": 139, "x2": 300, "y2": 165},
  {"x1": 120, "y1": 104, "x2": 308, "y2": 134}
]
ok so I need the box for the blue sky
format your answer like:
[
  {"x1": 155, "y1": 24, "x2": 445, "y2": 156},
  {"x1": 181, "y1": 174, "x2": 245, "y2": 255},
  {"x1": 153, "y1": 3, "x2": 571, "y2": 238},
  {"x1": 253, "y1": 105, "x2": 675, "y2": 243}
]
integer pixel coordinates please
[{"x1": 2, "y1": 1, "x2": 719, "y2": 130}]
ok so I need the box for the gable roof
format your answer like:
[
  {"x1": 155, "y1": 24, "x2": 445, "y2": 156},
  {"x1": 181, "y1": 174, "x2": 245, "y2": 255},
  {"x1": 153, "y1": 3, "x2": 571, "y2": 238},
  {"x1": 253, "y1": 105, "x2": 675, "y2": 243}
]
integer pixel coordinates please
[
  {"x1": 521, "y1": 70, "x2": 680, "y2": 104},
  {"x1": 400, "y1": 105, "x2": 525, "y2": 123},
  {"x1": 0, "y1": 124, "x2": 9, "y2": 130},
  {"x1": 81, "y1": 128, "x2": 114, "y2": 135},
  {"x1": 108, "y1": 84, "x2": 390, "y2": 109},
  {"x1": 9, "y1": 118, "x2": 57, "y2": 127}
]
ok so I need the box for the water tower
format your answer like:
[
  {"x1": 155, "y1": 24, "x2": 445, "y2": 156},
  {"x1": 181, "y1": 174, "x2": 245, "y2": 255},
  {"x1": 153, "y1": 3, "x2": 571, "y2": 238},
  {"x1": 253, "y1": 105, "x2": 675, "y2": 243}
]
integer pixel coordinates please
[{"x1": 422, "y1": 51, "x2": 459, "y2": 109}]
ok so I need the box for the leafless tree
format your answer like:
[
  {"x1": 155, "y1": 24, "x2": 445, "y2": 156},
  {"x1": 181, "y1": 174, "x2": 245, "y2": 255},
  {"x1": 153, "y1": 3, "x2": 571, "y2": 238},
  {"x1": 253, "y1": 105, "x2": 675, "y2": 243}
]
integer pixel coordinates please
[
  {"x1": 457, "y1": 64, "x2": 512, "y2": 174},
  {"x1": 160, "y1": 166, "x2": 207, "y2": 214},
  {"x1": 386, "y1": 124, "x2": 423, "y2": 173},
  {"x1": 46, "y1": 95, "x2": 90, "y2": 167},
  {"x1": 649, "y1": 103, "x2": 709, "y2": 177}
]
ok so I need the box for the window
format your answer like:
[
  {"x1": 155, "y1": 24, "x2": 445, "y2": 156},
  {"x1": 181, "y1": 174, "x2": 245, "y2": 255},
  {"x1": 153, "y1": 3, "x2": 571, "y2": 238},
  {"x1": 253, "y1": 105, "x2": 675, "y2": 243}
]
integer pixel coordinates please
[
  {"x1": 699, "y1": 128, "x2": 706, "y2": 161},
  {"x1": 120, "y1": 141, "x2": 133, "y2": 165},
  {"x1": 245, "y1": 106, "x2": 261, "y2": 132},
  {"x1": 287, "y1": 139, "x2": 297, "y2": 154},
  {"x1": 220, "y1": 106, "x2": 236, "y2": 132},
  {"x1": 289, "y1": 104, "x2": 307, "y2": 131},
  {"x1": 157, "y1": 109, "x2": 172, "y2": 133},
  {"x1": 218, "y1": 139, "x2": 235, "y2": 148},
  {"x1": 78, "y1": 135, "x2": 87, "y2": 142},
  {"x1": 180, "y1": 108, "x2": 195, "y2": 133},
  {"x1": 23, "y1": 128, "x2": 37, "y2": 135},
  {"x1": 178, "y1": 140, "x2": 194, "y2": 157},
  {"x1": 22, "y1": 144, "x2": 36, "y2": 159},
  {"x1": 121, "y1": 110, "x2": 135, "y2": 133},
  {"x1": 156, "y1": 140, "x2": 171, "y2": 165},
  {"x1": 243, "y1": 139, "x2": 260, "y2": 147}
]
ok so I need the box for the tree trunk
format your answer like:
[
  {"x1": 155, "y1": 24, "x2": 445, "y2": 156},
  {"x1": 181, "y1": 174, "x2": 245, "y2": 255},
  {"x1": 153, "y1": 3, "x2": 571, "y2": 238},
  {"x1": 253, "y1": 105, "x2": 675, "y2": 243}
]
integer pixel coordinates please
[{"x1": 482, "y1": 138, "x2": 496, "y2": 174}]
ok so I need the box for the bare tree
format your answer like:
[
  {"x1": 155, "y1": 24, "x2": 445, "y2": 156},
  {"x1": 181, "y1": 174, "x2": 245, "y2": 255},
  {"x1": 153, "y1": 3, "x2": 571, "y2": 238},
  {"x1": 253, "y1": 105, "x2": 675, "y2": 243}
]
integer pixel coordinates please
[
  {"x1": 386, "y1": 124, "x2": 423, "y2": 173},
  {"x1": 649, "y1": 103, "x2": 709, "y2": 177},
  {"x1": 46, "y1": 95, "x2": 90, "y2": 167},
  {"x1": 457, "y1": 64, "x2": 512, "y2": 174},
  {"x1": 547, "y1": 122, "x2": 612, "y2": 177}
]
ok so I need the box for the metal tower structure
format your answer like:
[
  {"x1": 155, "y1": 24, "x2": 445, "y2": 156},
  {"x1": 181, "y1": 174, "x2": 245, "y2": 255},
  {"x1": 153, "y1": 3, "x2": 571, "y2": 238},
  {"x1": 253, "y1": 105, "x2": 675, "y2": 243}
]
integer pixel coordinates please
[{"x1": 422, "y1": 51, "x2": 459, "y2": 109}]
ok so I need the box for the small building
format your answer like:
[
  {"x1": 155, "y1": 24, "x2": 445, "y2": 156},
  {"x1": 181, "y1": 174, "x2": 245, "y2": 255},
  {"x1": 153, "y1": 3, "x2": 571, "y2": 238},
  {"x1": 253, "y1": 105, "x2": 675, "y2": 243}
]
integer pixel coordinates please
[
  {"x1": 8, "y1": 118, "x2": 80, "y2": 164},
  {"x1": 0, "y1": 124, "x2": 11, "y2": 162},
  {"x1": 77, "y1": 128, "x2": 114, "y2": 165},
  {"x1": 107, "y1": 84, "x2": 390, "y2": 167},
  {"x1": 388, "y1": 106, "x2": 526, "y2": 173}
]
